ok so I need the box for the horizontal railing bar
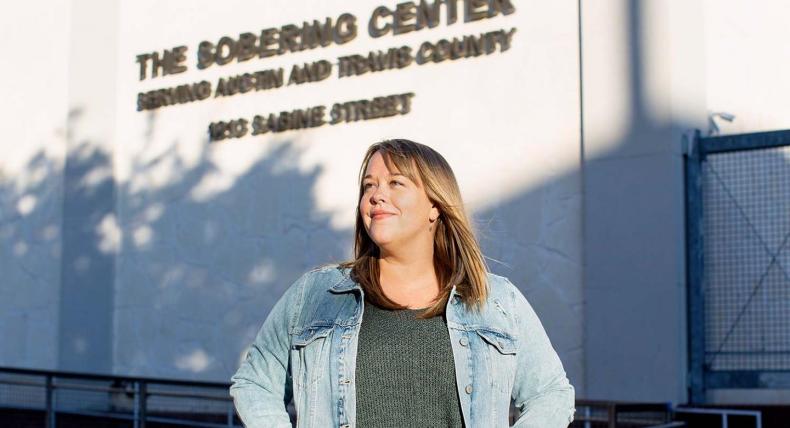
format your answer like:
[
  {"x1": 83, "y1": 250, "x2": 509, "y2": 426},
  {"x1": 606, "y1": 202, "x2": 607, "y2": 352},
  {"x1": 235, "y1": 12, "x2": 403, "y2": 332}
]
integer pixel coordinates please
[
  {"x1": 0, "y1": 379, "x2": 47, "y2": 388},
  {"x1": 148, "y1": 389, "x2": 232, "y2": 401},
  {"x1": 10, "y1": 382, "x2": 231, "y2": 399},
  {"x1": 46, "y1": 382, "x2": 131, "y2": 394},
  {"x1": 0, "y1": 366, "x2": 229, "y2": 389},
  {"x1": 0, "y1": 379, "x2": 232, "y2": 402},
  {"x1": 699, "y1": 129, "x2": 790, "y2": 156}
]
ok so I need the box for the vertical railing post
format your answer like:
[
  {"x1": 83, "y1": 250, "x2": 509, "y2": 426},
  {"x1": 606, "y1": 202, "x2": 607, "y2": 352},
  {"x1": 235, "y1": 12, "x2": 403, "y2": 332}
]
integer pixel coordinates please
[
  {"x1": 583, "y1": 405, "x2": 591, "y2": 428},
  {"x1": 45, "y1": 374, "x2": 54, "y2": 428},
  {"x1": 133, "y1": 381, "x2": 139, "y2": 428},
  {"x1": 139, "y1": 381, "x2": 147, "y2": 428},
  {"x1": 227, "y1": 399, "x2": 234, "y2": 427},
  {"x1": 686, "y1": 129, "x2": 707, "y2": 404},
  {"x1": 607, "y1": 403, "x2": 616, "y2": 428}
]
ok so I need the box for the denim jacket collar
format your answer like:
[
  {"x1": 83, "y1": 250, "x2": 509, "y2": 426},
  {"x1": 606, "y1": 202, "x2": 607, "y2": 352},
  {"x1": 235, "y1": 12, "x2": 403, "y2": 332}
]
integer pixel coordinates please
[
  {"x1": 328, "y1": 273, "x2": 360, "y2": 294},
  {"x1": 328, "y1": 270, "x2": 460, "y2": 307}
]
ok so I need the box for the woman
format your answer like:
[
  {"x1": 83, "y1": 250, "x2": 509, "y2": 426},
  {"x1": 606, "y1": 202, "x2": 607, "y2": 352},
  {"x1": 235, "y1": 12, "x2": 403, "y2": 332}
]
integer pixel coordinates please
[{"x1": 230, "y1": 139, "x2": 575, "y2": 427}]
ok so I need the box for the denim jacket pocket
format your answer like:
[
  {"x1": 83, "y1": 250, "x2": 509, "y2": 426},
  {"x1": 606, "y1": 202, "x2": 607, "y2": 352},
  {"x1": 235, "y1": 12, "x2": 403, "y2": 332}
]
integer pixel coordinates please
[
  {"x1": 475, "y1": 327, "x2": 518, "y2": 394},
  {"x1": 475, "y1": 328, "x2": 517, "y2": 354},
  {"x1": 291, "y1": 324, "x2": 334, "y2": 389}
]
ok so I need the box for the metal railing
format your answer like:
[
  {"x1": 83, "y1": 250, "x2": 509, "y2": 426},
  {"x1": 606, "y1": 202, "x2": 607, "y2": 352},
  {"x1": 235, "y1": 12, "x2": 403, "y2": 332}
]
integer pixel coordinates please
[
  {"x1": 572, "y1": 399, "x2": 674, "y2": 428},
  {"x1": 674, "y1": 407, "x2": 762, "y2": 428},
  {"x1": 3, "y1": 367, "x2": 768, "y2": 428},
  {"x1": 0, "y1": 366, "x2": 240, "y2": 427}
]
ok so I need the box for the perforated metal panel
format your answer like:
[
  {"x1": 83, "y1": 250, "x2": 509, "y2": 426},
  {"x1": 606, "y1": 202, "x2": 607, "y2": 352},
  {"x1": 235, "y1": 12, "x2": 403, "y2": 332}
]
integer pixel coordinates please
[
  {"x1": 687, "y1": 130, "x2": 790, "y2": 403},
  {"x1": 702, "y1": 146, "x2": 790, "y2": 372}
]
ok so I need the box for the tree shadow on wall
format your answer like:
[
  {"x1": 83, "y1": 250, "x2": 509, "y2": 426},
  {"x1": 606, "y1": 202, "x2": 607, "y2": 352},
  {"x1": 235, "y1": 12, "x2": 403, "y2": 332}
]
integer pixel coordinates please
[
  {"x1": 0, "y1": 145, "x2": 63, "y2": 370},
  {"x1": 0, "y1": 107, "x2": 352, "y2": 383},
  {"x1": 112, "y1": 111, "x2": 353, "y2": 380}
]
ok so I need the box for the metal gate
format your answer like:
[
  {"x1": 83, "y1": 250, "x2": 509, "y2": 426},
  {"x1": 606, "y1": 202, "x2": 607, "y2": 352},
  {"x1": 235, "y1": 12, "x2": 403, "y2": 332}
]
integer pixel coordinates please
[{"x1": 686, "y1": 129, "x2": 790, "y2": 403}]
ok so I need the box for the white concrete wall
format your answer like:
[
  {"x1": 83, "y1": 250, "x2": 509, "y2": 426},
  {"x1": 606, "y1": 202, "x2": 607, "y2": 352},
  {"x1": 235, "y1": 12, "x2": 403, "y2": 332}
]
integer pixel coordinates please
[
  {"x1": 0, "y1": 1, "x2": 71, "y2": 370},
  {"x1": 704, "y1": 0, "x2": 790, "y2": 135}
]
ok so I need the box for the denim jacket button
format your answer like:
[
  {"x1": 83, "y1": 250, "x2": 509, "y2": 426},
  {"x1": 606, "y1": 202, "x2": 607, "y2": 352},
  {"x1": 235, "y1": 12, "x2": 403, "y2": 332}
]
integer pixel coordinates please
[
  {"x1": 459, "y1": 337, "x2": 469, "y2": 346},
  {"x1": 465, "y1": 384, "x2": 473, "y2": 394}
]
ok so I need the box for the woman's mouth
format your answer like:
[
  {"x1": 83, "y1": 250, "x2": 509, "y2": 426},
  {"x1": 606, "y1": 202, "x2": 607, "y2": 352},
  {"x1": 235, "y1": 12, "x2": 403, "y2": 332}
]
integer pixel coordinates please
[{"x1": 371, "y1": 212, "x2": 394, "y2": 220}]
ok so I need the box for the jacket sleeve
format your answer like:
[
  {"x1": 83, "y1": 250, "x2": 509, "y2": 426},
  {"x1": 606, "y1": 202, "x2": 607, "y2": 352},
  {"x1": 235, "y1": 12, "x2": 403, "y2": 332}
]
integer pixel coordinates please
[
  {"x1": 229, "y1": 273, "x2": 307, "y2": 428},
  {"x1": 507, "y1": 279, "x2": 576, "y2": 427}
]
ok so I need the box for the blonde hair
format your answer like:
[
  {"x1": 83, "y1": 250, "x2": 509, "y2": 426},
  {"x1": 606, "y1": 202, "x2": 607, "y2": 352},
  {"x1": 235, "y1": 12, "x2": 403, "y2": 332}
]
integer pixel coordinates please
[{"x1": 340, "y1": 139, "x2": 489, "y2": 318}]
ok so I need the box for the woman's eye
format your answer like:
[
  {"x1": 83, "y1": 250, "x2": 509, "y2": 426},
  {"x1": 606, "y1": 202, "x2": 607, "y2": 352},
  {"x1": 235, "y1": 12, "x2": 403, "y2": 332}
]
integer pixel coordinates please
[
  {"x1": 390, "y1": 180, "x2": 403, "y2": 186},
  {"x1": 363, "y1": 183, "x2": 374, "y2": 190}
]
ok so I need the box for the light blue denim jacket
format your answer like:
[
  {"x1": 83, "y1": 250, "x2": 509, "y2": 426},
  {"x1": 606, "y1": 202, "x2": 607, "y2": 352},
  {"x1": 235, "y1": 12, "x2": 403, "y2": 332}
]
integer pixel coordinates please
[{"x1": 230, "y1": 265, "x2": 575, "y2": 427}]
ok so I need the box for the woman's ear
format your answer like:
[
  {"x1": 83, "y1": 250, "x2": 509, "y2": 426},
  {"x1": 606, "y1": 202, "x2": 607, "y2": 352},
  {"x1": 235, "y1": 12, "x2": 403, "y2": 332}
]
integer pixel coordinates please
[{"x1": 429, "y1": 205, "x2": 440, "y2": 222}]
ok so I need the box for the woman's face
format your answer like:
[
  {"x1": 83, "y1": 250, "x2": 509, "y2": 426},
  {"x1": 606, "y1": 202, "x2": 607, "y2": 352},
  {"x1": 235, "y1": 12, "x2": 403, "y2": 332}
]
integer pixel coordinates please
[{"x1": 359, "y1": 151, "x2": 439, "y2": 251}]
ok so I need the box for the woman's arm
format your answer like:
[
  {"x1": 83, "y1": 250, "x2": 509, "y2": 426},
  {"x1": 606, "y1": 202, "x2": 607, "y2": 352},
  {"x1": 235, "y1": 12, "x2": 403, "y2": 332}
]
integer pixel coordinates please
[
  {"x1": 230, "y1": 274, "x2": 306, "y2": 428},
  {"x1": 507, "y1": 279, "x2": 576, "y2": 427}
]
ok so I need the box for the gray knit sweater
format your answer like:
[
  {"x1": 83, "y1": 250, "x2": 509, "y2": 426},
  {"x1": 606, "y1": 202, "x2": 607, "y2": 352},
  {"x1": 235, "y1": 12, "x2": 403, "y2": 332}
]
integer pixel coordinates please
[{"x1": 355, "y1": 300, "x2": 464, "y2": 428}]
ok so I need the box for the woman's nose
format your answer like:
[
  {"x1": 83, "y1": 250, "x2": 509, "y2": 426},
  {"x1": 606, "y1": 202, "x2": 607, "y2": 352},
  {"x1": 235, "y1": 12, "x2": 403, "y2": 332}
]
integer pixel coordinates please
[{"x1": 370, "y1": 186, "x2": 387, "y2": 204}]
